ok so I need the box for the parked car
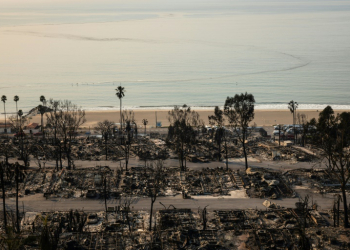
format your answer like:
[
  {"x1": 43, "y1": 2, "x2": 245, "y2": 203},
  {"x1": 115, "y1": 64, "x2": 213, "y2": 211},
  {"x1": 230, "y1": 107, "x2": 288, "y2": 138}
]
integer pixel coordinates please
[
  {"x1": 273, "y1": 130, "x2": 284, "y2": 136},
  {"x1": 286, "y1": 127, "x2": 303, "y2": 134},
  {"x1": 285, "y1": 133, "x2": 295, "y2": 139},
  {"x1": 273, "y1": 125, "x2": 282, "y2": 130},
  {"x1": 33, "y1": 132, "x2": 43, "y2": 136}
]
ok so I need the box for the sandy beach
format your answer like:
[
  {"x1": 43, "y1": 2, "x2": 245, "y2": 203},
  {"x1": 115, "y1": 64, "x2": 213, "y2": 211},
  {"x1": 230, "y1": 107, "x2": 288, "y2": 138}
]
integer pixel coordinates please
[
  {"x1": 4, "y1": 109, "x2": 348, "y2": 129},
  {"x1": 81, "y1": 109, "x2": 347, "y2": 128}
]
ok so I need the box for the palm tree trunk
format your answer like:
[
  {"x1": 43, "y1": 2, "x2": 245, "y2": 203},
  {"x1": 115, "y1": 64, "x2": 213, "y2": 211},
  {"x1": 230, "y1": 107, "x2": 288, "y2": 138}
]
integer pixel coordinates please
[
  {"x1": 242, "y1": 134, "x2": 248, "y2": 170},
  {"x1": 120, "y1": 98, "x2": 122, "y2": 132},
  {"x1": 16, "y1": 102, "x2": 18, "y2": 124},
  {"x1": 293, "y1": 112, "x2": 296, "y2": 144},
  {"x1": 15, "y1": 164, "x2": 20, "y2": 233},
  {"x1": 3, "y1": 103, "x2": 6, "y2": 134}
]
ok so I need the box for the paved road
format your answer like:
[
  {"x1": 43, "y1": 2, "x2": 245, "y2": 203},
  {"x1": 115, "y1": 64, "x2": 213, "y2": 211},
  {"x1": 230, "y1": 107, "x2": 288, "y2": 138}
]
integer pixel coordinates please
[
  {"x1": 35, "y1": 154, "x2": 325, "y2": 172},
  {"x1": 2, "y1": 190, "x2": 338, "y2": 213}
]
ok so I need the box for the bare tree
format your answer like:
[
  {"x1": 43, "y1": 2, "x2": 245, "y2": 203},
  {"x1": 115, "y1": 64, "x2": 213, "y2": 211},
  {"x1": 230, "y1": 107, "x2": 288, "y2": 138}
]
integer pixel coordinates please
[
  {"x1": 31, "y1": 145, "x2": 49, "y2": 169},
  {"x1": 95, "y1": 120, "x2": 115, "y2": 160},
  {"x1": 147, "y1": 160, "x2": 166, "y2": 231},
  {"x1": 297, "y1": 113, "x2": 317, "y2": 147},
  {"x1": 119, "y1": 195, "x2": 137, "y2": 233},
  {"x1": 45, "y1": 100, "x2": 62, "y2": 170},
  {"x1": 224, "y1": 92, "x2": 255, "y2": 170},
  {"x1": 120, "y1": 110, "x2": 135, "y2": 171},
  {"x1": 167, "y1": 106, "x2": 202, "y2": 171},
  {"x1": 209, "y1": 106, "x2": 225, "y2": 162},
  {"x1": 46, "y1": 100, "x2": 86, "y2": 169},
  {"x1": 9, "y1": 112, "x2": 31, "y2": 168}
]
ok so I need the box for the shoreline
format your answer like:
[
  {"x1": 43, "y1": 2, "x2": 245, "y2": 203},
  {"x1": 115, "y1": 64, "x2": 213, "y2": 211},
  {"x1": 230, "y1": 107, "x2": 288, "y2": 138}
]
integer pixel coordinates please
[{"x1": 3, "y1": 108, "x2": 349, "y2": 128}]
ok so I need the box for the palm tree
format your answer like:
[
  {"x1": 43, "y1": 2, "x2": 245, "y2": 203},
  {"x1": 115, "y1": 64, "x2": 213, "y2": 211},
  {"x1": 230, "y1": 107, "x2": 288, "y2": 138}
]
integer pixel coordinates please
[
  {"x1": 18, "y1": 110, "x2": 24, "y2": 137},
  {"x1": 40, "y1": 95, "x2": 46, "y2": 106},
  {"x1": 18, "y1": 110, "x2": 25, "y2": 164},
  {"x1": 18, "y1": 109, "x2": 23, "y2": 122},
  {"x1": 142, "y1": 119, "x2": 148, "y2": 135},
  {"x1": 115, "y1": 85, "x2": 125, "y2": 132},
  {"x1": 14, "y1": 95, "x2": 19, "y2": 123},
  {"x1": 1, "y1": 95, "x2": 7, "y2": 134},
  {"x1": 288, "y1": 100, "x2": 298, "y2": 143}
]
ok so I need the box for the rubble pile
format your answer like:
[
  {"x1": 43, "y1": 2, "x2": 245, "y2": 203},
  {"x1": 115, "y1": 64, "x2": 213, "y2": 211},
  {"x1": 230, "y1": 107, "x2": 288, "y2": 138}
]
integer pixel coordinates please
[
  {"x1": 5, "y1": 207, "x2": 350, "y2": 249},
  {"x1": 120, "y1": 166, "x2": 181, "y2": 196},
  {"x1": 243, "y1": 167, "x2": 295, "y2": 199},
  {"x1": 17, "y1": 166, "x2": 120, "y2": 198},
  {"x1": 1, "y1": 165, "x2": 310, "y2": 200},
  {"x1": 252, "y1": 141, "x2": 318, "y2": 162},
  {"x1": 286, "y1": 168, "x2": 349, "y2": 195},
  {"x1": 182, "y1": 167, "x2": 240, "y2": 196}
]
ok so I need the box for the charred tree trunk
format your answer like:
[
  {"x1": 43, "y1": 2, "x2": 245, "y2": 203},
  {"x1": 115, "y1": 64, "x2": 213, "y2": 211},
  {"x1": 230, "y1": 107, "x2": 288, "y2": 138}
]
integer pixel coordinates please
[
  {"x1": 149, "y1": 196, "x2": 156, "y2": 231},
  {"x1": 105, "y1": 137, "x2": 108, "y2": 160},
  {"x1": 341, "y1": 184, "x2": 349, "y2": 228},
  {"x1": 104, "y1": 176, "x2": 108, "y2": 221},
  {"x1": 15, "y1": 164, "x2": 20, "y2": 233},
  {"x1": 180, "y1": 143, "x2": 185, "y2": 171},
  {"x1": 59, "y1": 142, "x2": 63, "y2": 170},
  {"x1": 202, "y1": 207, "x2": 207, "y2": 230},
  {"x1": 242, "y1": 133, "x2": 248, "y2": 170},
  {"x1": 0, "y1": 164, "x2": 8, "y2": 233}
]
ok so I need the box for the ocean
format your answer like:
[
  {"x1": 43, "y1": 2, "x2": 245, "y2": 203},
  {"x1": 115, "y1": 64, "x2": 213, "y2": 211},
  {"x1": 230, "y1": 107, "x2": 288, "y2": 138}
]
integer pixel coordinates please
[{"x1": 1, "y1": 0, "x2": 350, "y2": 117}]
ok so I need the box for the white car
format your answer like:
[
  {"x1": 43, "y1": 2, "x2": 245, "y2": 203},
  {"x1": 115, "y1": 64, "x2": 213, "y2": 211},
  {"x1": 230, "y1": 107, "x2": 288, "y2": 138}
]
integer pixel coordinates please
[
  {"x1": 273, "y1": 130, "x2": 284, "y2": 136},
  {"x1": 273, "y1": 125, "x2": 282, "y2": 130}
]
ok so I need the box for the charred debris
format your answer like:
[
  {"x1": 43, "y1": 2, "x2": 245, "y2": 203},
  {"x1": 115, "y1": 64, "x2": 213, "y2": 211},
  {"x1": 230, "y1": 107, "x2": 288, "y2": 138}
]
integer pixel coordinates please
[{"x1": 1, "y1": 205, "x2": 350, "y2": 249}]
